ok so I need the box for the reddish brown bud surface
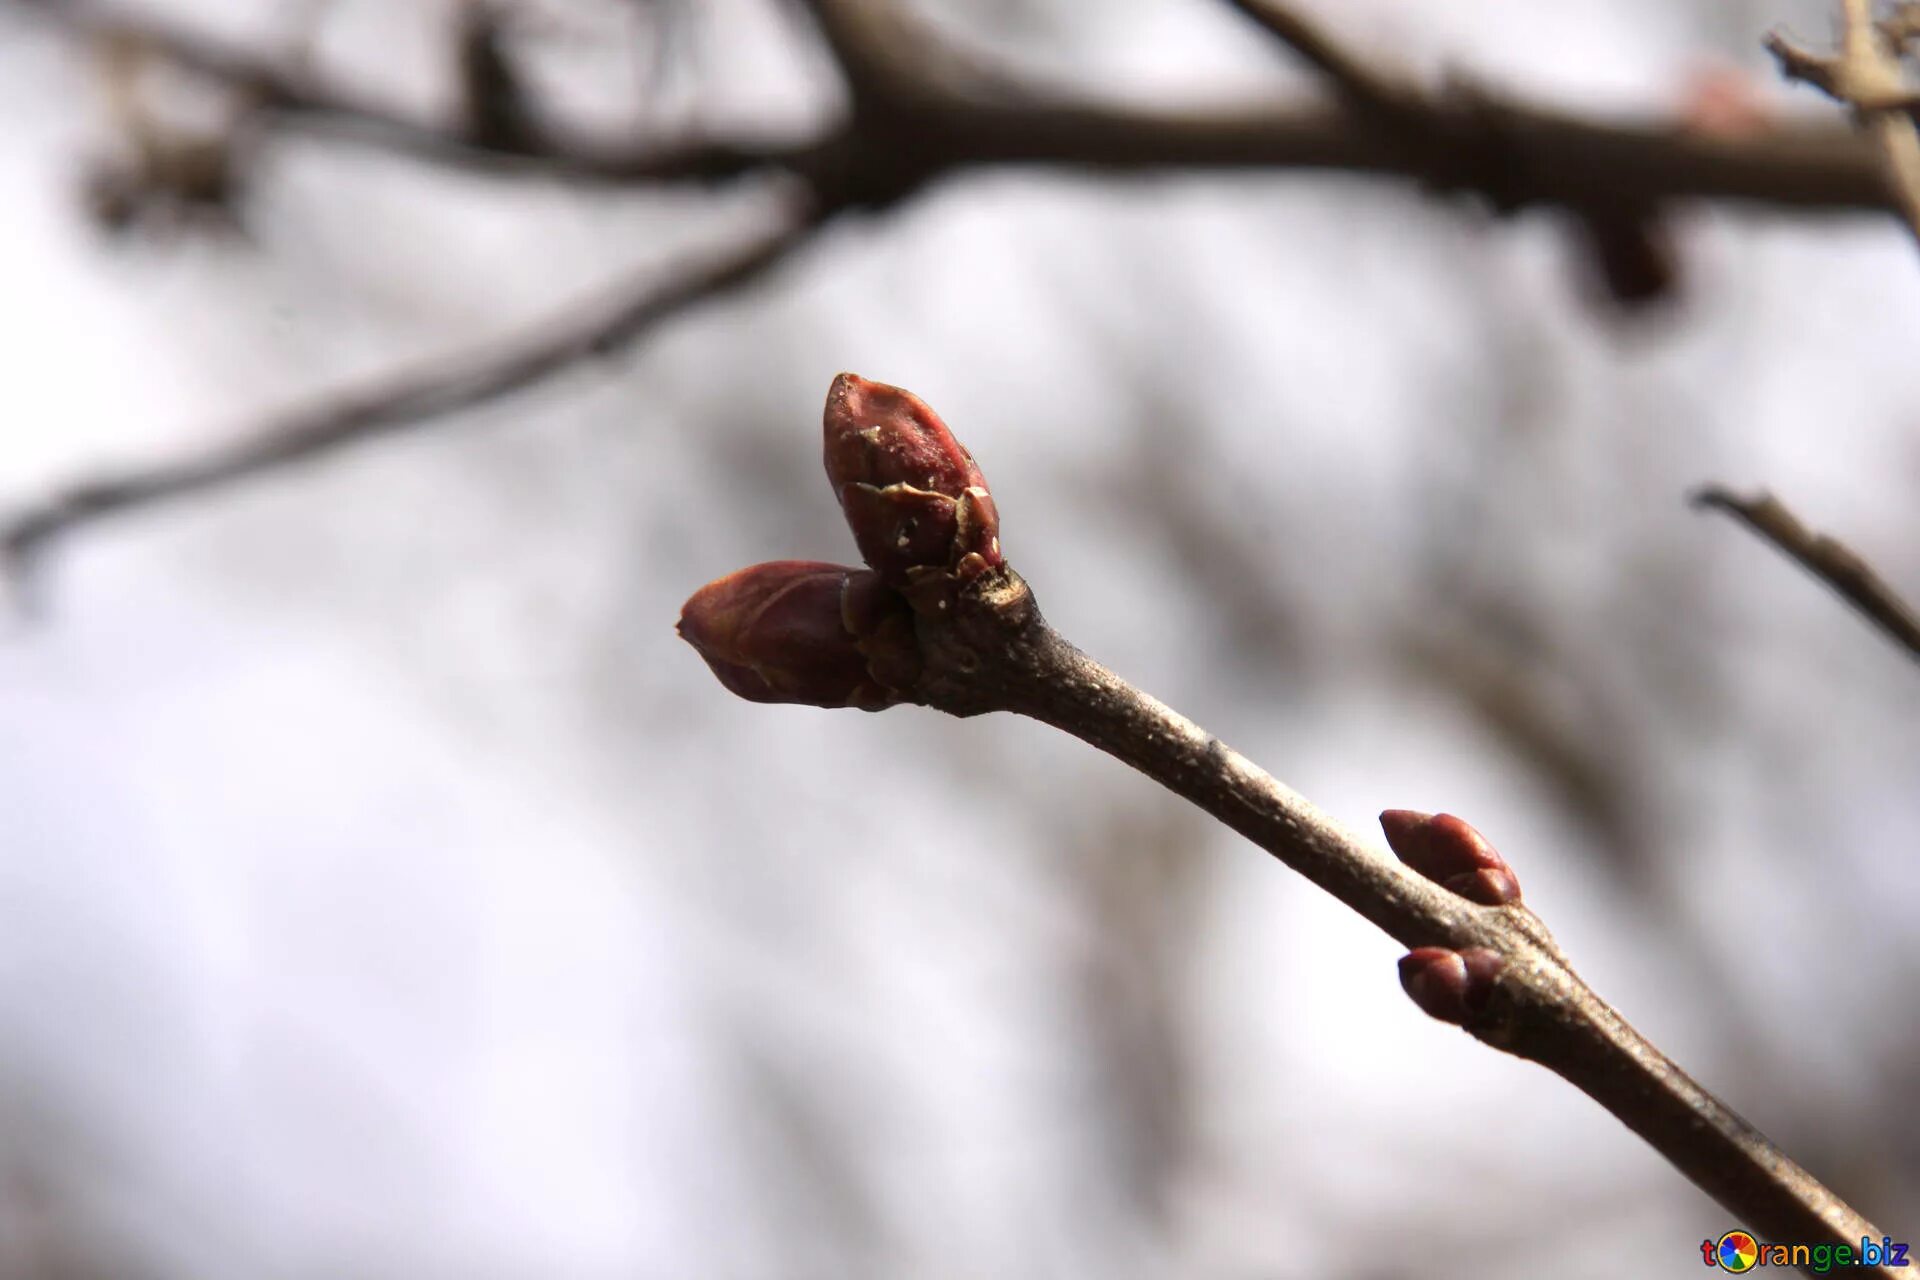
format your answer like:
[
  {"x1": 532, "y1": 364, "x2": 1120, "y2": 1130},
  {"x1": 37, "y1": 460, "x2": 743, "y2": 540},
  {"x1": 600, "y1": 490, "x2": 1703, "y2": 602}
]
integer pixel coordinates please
[
  {"x1": 1398, "y1": 946, "x2": 1505, "y2": 1025},
  {"x1": 823, "y1": 373, "x2": 1002, "y2": 588},
  {"x1": 1379, "y1": 810, "x2": 1522, "y2": 906},
  {"x1": 677, "y1": 560, "x2": 918, "y2": 710}
]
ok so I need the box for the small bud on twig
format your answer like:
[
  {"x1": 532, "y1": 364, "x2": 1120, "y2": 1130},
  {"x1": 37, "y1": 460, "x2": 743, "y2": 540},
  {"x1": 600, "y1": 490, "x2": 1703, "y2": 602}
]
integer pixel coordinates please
[
  {"x1": 676, "y1": 560, "x2": 918, "y2": 709},
  {"x1": 1379, "y1": 810, "x2": 1522, "y2": 905},
  {"x1": 823, "y1": 373, "x2": 1002, "y2": 589},
  {"x1": 1398, "y1": 946, "x2": 1505, "y2": 1025}
]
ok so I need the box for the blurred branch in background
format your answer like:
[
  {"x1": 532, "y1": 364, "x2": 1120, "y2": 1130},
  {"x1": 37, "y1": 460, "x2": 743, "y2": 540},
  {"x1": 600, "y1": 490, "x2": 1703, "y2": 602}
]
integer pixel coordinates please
[
  {"x1": 0, "y1": 198, "x2": 822, "y2": 584},
  {"x1": 2, "y1": 0, "x2": 1917, "y2": 589},
  {"x1": 1691, "y1": 485, "x2": 1920, "y2": 664},
  {"x1": 10, "y1": 0, "x2": 805, "y2": 184},
  {"x1": 1766, "y1": 0, "x2": 1920, "y2": 248}
]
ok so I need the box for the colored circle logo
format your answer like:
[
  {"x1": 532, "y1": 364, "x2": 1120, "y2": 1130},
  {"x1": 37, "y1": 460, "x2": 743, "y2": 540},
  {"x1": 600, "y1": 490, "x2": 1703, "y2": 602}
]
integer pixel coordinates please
[{"x1": 1716, "y1": 1231, "x2": 1760, "y2": 1273}]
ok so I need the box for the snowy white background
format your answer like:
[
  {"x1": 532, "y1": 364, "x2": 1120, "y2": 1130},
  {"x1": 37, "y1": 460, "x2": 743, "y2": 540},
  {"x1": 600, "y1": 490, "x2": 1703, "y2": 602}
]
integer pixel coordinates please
[{"x1": 1, "y1": 0, "x2": 1916, "y2": 1277}]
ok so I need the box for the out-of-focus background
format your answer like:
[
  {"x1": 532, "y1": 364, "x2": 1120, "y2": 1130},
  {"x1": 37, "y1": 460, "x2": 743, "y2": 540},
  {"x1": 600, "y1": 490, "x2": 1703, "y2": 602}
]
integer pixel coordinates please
[{"x1": 1, "y1": 0, "x2": 1916, "y2": 1276}]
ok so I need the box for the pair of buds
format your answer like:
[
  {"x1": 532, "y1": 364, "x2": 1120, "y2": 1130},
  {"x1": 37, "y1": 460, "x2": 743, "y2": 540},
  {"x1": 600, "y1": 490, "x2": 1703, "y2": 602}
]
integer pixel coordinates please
[
  {"x1": 1381, "y1": 810, "x2": 1523, "y2": 1026},
  {"x1": 681, "y1": 383, "x2": 1528, "y2": 1033},
  {"x1": 678, "y1": 375, "x2": 1003, "y2": 710}
]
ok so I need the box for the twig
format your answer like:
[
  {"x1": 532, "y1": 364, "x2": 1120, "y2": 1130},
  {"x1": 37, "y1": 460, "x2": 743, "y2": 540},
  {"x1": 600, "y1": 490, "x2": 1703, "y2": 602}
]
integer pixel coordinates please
[
  {"x1": 1691, "y1": 485, "x2": 1920, "y2": 663},
  {"x1": 1, "y1": 196, "x2": 824, "y2": 575},
  {"x1": 1766, "y1": 0, "x2": 1920, "y2": 247},
  {"x1": 680, "y1": 371, "x2": 1914, "y2": 1270},
  {"x1": 9, "y1": 0, "x2": 810, "y2": 186},
  {"x1": 1217, "y1": 0, "x2": 1418, "y2": 123},
  {"x1": 946, "y1": 585, "x2": 1906, "y2": 1268}
]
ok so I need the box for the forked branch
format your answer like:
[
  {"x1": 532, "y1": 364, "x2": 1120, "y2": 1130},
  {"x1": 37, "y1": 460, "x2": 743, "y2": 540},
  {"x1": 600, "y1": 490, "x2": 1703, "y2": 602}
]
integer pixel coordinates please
[
  {"x1": 1, "y1": 0, "x2": 1911, "y2": 581},
  {"x1": 1767, "y1": 0, "x2": 1920, "y2": 246}
]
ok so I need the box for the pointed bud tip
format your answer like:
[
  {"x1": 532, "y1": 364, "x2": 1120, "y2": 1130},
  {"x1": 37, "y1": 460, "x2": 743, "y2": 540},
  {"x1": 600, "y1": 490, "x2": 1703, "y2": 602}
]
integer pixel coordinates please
[
  {"x1": 678, "y1": 560, "x2": 913, "y2": 710},
  {"x1": 1379, "y1": 809, "x2": 1521, "y2": 906},
  {"x1": 822, "y1": 373, "x2": 1001, "y2": 588}
]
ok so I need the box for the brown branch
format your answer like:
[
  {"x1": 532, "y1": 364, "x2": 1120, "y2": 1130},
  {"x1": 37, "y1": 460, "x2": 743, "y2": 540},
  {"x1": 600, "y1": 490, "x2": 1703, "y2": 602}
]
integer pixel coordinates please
[
  {"x1": 1217, "y1": 0, "x2": 1419, "y2": 123},
  {"x1": 1767, "y1": 0, "x2": 1920, "y2": 247},
  {"x1": 1690, "y1": 485, "x2": 1920, "y2": 664},
  {"x1": 798, "y1": 555, "x2": 1915, "y2": 1272},
  {"x1": 1, "y1": 0, "x2": 1909, "y2": 572},
  {"x1": 9, "y1": 0, "x2": 813, "y2": 186},
  {"x1": 1, "y1": 196, "x2": 825, "y2": 575},
  {"x1": 8, "y1": 0, "x2": 1903, "y2": 214}
]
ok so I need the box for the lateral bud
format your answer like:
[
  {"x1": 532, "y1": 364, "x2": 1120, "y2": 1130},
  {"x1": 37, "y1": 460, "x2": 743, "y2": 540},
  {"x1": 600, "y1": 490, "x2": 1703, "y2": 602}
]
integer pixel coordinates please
[
  {"x1": 1379, "y1": 810, "x2": 1522, "y2": 906},
  {"x1": 823, "y1": 373, "x2": 1003, "y2": 589},
  {"x1": 1398, "y1": 947, "x2": 1505, "y2": 1026},
  {"x1": 677, "y1": 560, "x2": 919, "y2": 710}
]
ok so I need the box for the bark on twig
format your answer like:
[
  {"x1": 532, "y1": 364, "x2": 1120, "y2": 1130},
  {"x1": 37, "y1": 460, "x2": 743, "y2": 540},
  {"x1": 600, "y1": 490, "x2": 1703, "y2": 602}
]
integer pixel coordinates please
[
  {"x1": 900, "y1": 565, "x2": 1911, "y2": 1275},
  {"x1": 1691, "y1": 485, "x2": 1920, "y2": 663}
]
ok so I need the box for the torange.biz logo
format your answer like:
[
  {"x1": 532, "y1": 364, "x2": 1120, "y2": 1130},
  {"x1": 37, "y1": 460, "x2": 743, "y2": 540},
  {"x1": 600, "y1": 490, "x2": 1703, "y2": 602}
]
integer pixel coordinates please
[{"x1": 1702, "y1": 1230, "x2": 1910, "y2": 1272}]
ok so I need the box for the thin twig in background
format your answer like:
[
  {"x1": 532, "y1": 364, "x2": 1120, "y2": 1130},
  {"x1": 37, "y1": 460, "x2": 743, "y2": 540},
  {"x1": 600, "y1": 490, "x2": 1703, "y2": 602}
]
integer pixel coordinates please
[
  {"x1": 1691, "y1": 485, "x2": 1920, "y2": 663},
  {"x1": 1, "y1": 196, "x2": 823, "y2": 574},
  {"x1": 1766, "y1": 0, "x2": 1920, "y2": 247},
  {"x1": 8, "y1": 0, "x2": 813, "y2": 186},
  {"x1": 1217, "y1": 0, "x2": 1419, "y2": 123}
]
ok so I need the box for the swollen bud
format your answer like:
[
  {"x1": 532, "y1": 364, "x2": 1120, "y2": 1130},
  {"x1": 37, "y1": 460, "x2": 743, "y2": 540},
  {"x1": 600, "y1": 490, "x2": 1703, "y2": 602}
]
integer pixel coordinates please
[
  {"x1": 823, "y1": 373, "x2": 1002, "y2": 588},
  {"x1": 1379, "y1": 810, "x2": 1522, "y2": 906},
  {"x1": 677, "y1": 560, "x2": 919, "y2": 710},
  {"x1": 1399, "y1": 947, "x2": 1505, "y2": 1025}
]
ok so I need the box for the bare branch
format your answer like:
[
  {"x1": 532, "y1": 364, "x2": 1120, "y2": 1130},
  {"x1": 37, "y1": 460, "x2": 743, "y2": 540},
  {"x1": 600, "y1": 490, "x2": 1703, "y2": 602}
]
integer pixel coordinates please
[
  {"x1": 977, "y1": 605, "x2": 1904, "y2": 1265},
  {"x1": 1216, "y1": 0, "x2": 1418, "y2": 123},
  {"x1": 934, "y1": 95, "x2": 1888, "y2": 211},
  {"x1": 683, "y1": 425, "x2": 1914, "y2": 1266},
  {"x1": 1767, "y1": 1, "x2": 1920, "y2": 247},
  {"x1": 1691, "y1": 485, "x2": 1920, "y2": 664},
  {"x1": 2, "y1": 0, "x2": 1910, "y2": 576},
  {"x1": 9, "y1": 0, "x2": 813, "y2": 186},
  {"x1": 2, "y1": 197, "x2": 825, "y2": 575},
  {"x1": 8, "y1": 0, "x2": 1903, "y2": 214},
  {"x1": 788, "y1": 0, "x2": 1018, "y2": 110}
]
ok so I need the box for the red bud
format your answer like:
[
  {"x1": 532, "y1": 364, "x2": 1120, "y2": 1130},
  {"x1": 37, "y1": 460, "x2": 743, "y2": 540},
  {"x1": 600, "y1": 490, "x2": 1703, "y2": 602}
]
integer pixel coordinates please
[
  {"x1": 1380, "y1": 810, "x2": 1522, "y2": 906},
  {"x1": 823, "y1": 373, "x2": 1002, "y2": 588},
  {"x1": 1399, "y1": 946, "x2": 1505, "y2": 1025},
  {"x1": 677, "y1": 560, "x2": 919, "y2": 710}
]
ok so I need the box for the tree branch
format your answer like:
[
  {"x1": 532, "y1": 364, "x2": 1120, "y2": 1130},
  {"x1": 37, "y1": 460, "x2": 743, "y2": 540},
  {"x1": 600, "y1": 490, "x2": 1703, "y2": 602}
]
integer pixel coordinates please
[
  {"x1": 2, "y1": 196, "x2": 825, "y2": 576},
  {"x1": 1217, "y1": 0, "x2": 1418, "y2": 124},
  {"x1": 684, "y1": 375, "x2": 1918, "y2": 1272},
  {"x1": 1767, "y1": 0, "x2": 1920, "y2": 247},
  {"x1": 955, "y1": 592, "x2": 1903, "y2": 1265},
  {"x1": 1690, "y1": 485, "x2": 1920, "y2": 664},
  {"x1": 8, "y1": 0, "x2": 814, "y2": 186},
  {"x1": 4, "y1": 0, "x2": 1911, "y2": 573},
  {"x1": 682, "y1": 533, "x2": 1913, "y2": 1271},
  {"x1": 9, "y1": 0, "x2": 1902, "y2": 213}
]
